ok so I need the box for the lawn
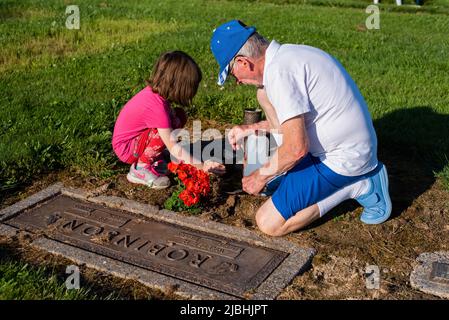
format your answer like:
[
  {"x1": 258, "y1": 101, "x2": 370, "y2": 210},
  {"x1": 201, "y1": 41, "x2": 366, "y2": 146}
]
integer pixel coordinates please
[
  {"x1": 1, "y1": 0, "x2": 448, "y2": 191},
  {"x1": 1, "y1": 0, "x2": 449, "y2": 299},
  {"x1": 0, "y1": 260, "x2": 105, "y2": 299}
]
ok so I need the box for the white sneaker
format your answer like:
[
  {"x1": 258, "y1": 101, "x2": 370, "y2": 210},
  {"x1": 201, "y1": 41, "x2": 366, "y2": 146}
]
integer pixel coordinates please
[{"x1": 126, "y1": 163, "x2": 170, "y2": 189}]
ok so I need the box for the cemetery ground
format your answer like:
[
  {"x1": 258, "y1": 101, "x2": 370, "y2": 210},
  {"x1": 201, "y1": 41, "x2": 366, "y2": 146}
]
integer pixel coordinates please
[{"x1": 1, "y1": 0, "x2": 449, "y2": 299}]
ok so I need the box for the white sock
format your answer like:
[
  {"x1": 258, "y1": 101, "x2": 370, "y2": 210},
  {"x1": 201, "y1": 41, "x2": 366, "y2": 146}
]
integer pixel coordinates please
[{"x1": 317, "y1": 179, "x2": 370, "y2": 217}]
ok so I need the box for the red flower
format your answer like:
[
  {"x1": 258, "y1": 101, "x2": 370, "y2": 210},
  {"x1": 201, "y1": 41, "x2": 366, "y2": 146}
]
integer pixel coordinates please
[
  {"x1": 179, "y1": 189, "x2": 200, "y2": 206},
  {"x1": 178, "y1": 170, "x2": 188, "y2": 182},
  {"x1": 179, "y1": 190, "x2": 192, "y2": 206},
  {"x1": 168, "y1": 161, "x2": 210, "y2": 207},
  {"x1": 167, "y1": 162, "x2": 178, "y2": 173},
  {"x1": 185, "y1": 179, "x2": 196, "y2": 192}
]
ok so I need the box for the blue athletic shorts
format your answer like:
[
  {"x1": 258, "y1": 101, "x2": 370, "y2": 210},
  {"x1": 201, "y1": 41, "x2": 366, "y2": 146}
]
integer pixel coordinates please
[{"x1": 271, "y1": 153, "x2": 380, "y2": 220}]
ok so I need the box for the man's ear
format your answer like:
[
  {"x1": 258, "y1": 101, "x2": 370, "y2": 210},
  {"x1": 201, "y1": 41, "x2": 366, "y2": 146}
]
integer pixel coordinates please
[
  {"x1": 245, "y1": 58, "x2": 256, "y2": 71},
  {"x1": 237, "y1": 57, "x2": 249, "y2": 70}
]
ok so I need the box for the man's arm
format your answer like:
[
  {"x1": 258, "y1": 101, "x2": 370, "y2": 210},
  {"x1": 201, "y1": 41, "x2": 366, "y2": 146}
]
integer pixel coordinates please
[
  {"x1": 229, "y1": 88, "x2": 282, "y2": 150},
  {"x1": 248, "y1": 120, "x2": 272, "y2": 131},
  {"x1": 242, "y1": 115, "x2": 309, "y2": 195},
  {"x1": 227, "y1": 120, "x2": 274, "y2": 151}
]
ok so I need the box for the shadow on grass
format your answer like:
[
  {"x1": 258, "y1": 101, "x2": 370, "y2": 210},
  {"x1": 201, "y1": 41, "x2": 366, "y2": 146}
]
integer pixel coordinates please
[{"x1": 308, "y1": 106, "x2": 449, "y2": 228}]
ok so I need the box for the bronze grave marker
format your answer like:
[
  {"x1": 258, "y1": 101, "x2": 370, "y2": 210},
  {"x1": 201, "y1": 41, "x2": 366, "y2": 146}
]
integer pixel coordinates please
[{"x1": 4, "y1": 194, "x2": 288, "y2": 298}]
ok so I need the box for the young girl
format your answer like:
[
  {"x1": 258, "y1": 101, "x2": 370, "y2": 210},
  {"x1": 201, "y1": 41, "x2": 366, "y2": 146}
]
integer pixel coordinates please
[{"x1": 112, "y1": 51, "x2": 225, "y2": 189}]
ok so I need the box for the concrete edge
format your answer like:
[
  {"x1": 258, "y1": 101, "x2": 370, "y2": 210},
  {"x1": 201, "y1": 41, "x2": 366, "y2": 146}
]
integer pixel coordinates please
[
  {"x1": 251, "y1": 248, "x2": 315, "y2": 300},
  {"x1": 409, "y1": 251, "x2": 449, "y2": 299},
  {"x1": 0, "y1": 183, "x2": 63, "y2": 222},
  {"x1": 0, "y1": 223, "x2": 19, "y2": 237}
]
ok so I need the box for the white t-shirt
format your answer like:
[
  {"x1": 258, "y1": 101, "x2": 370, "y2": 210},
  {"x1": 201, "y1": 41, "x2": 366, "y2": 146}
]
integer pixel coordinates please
[{"x1": 263, "y1": 40, "x2": 378, "y2": 176}]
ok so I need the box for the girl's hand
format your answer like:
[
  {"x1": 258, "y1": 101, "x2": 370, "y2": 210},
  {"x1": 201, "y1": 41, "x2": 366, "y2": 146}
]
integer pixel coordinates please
[{"x1": 203, "y1": 160, "x2": 226, "y2": 175}]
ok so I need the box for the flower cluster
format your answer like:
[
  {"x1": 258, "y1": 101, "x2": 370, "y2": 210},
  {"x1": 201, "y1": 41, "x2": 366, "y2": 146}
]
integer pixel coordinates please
[{"x1": 167, "y1": 162, "x2": 210, "y2": 207}]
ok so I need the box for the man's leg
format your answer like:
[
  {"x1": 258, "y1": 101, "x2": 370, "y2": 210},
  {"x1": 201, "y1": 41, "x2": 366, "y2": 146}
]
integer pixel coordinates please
[
  {"x1": 256, "y1": 199, "x2": 320, "y2": 237},
  {"x1": 255, "y1": 167, "x2": 370, "y2": 236},
  {"x1": 317, "y1": 179, "x2": 370, "y2": 217}
]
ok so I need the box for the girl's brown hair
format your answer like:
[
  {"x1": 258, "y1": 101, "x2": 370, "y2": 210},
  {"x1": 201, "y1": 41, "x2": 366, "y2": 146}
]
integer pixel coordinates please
[{"x1": 146, "y1": 51, "x2": 202, "y2": 106}]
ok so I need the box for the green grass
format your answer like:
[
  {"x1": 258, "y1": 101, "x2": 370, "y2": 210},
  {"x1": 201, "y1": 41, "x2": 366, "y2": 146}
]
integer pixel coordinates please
[
  {"x1": 436, "y1": 161, "x2": 449, "y2": 190},
  {"x1": 232, "y1": 0, "x2": 449, "y2": 14},
  {"x1": 0, "y1": 0, "x2": 448, "y2": 300},
  {"x1": 0, "y1": 0, "x2": 448, "y2": 190},
  {"x1": 0, "y1": 259, "x2": 115, "y2": 299}
]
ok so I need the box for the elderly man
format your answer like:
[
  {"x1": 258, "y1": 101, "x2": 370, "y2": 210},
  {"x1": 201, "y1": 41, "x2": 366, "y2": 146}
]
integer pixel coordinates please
[{"x1": 210, "y1": 20, "x2": 392, "y2": 236}]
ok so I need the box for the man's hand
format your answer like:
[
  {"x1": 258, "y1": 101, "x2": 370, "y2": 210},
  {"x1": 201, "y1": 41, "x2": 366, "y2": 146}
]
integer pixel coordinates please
[
  {"x1": 242, "y1": 170, "x2": 268, "y2": 195},
  {"x1": 203, "y1": 160, "x2": 226, "y2": 175},
  {"x1": 228, "y1": 124, "x2": 252, "y2": 151}
]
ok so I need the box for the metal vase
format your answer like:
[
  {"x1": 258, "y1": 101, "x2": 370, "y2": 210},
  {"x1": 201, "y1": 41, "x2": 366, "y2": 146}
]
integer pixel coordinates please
[{"x1": 243, "y1": 109, "x2": 262, "y2": 125}]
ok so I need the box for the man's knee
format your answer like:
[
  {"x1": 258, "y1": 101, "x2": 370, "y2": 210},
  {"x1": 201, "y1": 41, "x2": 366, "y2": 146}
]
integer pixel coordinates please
[{"x1": 255, "y1": 204, "x2": 286, "y2": 237}]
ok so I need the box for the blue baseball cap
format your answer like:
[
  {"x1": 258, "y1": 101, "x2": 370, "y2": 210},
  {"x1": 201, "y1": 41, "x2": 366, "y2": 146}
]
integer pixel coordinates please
[{"x1": 210, "y1": 20, "x2": 256, "y2": 86}]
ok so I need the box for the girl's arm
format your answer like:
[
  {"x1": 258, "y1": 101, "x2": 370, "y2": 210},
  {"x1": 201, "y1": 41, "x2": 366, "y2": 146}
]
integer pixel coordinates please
[
  {"x1": 157, "y1": 128, "x2": 200, "y2": 166},
  {"x1": 157, "y1": 128, "x2": 226, "y2": 174}
]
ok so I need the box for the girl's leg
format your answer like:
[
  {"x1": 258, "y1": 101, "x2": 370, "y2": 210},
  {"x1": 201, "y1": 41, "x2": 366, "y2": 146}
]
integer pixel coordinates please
[
  {"x1": 137, "y1": 129, "x2": 166, "y2": 169},
  {"x1": 137, "y1": 108, "x2": 186, "y2": 169},
  {"x1": 127, "y1": 129, "x2": 170, "y2": 188}
]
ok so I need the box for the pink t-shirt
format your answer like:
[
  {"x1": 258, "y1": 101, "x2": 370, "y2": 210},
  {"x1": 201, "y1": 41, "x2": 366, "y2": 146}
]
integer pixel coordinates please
[{"x1": 112, "y1": 86, "x2": 172, "y2": 162}]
